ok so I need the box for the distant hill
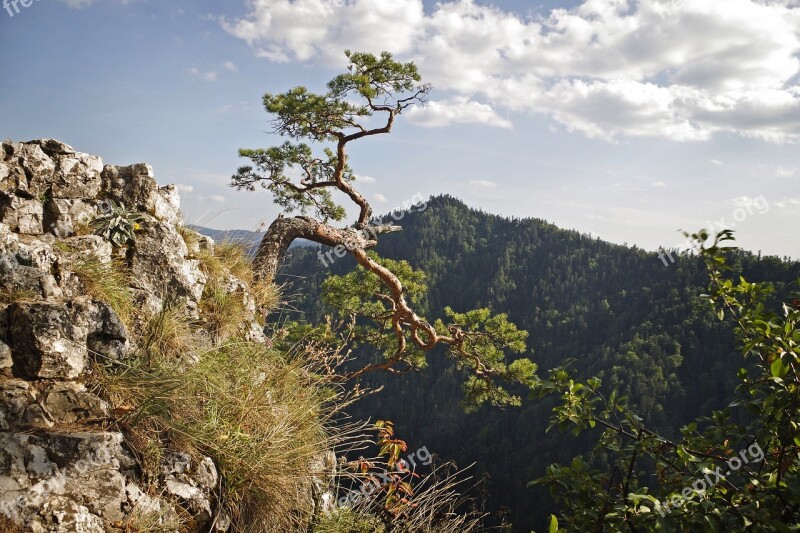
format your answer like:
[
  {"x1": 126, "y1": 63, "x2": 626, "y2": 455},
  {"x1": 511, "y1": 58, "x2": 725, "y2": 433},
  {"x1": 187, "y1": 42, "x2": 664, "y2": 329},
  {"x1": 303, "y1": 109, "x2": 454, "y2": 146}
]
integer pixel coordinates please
[{"x1": 276, "y1": 195, "x2": 800, "y2": 531}]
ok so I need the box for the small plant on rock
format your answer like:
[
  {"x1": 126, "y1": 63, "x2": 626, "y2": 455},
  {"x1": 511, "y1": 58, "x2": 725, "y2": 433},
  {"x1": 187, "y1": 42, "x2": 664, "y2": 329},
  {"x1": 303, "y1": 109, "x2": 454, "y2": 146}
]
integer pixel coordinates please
[{"x1": 90, "y1": 199, "x2": 143, "y2": 247}]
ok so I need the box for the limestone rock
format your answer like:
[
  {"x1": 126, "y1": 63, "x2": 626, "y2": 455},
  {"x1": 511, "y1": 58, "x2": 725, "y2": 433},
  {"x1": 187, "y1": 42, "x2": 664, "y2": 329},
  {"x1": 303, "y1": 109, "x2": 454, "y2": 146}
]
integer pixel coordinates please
[
  {"x1": 154, "y1": 184, "x2": 182, "y2": 226},
  {"x1": 29, "y1": 139, "x2": 76, "y2": 156},
  {"x1": 86, "y1": 301, "x2": 129, "y2": 362},
  {"x1": 0, "y1": 339, "x2": 12, "y2": 372},
  {"x1": 161, "y1": 452, "x2": 217, "y2": 525},
  {"x1": 59, "y1": 234, "x2": 112, "y2": 264},
  {"x1": 30, "y1": 497, "x2": 106, "y2": 533},
  {"x1": 244, "y1": 322, "x2": 268, "y2": 344},
  {"x1": 129, "y1": 219, "x2": 206, "y2": 303},
  {"x1": 42, "y1": 383, "x2": 109, "y2": 425},
  {"x1": 195, "y1": 456, "x2": 219, "y2": 490},
  {"x1": 0, "y1": 257, "x2": 43, "y2": 302},
  {"x1": 0, "y1": 195, "x2": 44, "y2": 235},
  {"x1": 101, "y1": 163, "x2": 158, "y2": 214},
  {"x1": 0, "y1": 380, "x2": 40, "y2": 430},
  {"x1": 0, "y1": 431, "x2": 132, "y2": 529},
  {"x1": 4, "y1": 298, "x2": 128, "y2": 379},
  {"x1": 15, "y1": 233, "x2": 59, "y2": 272},
  {"x1": 44, "y1": 198, "x2": 97, "y2": 238},
  {"x1": 50, "y1": 153, "x2": 103, "y2": 199},
  {"x1": 198, "y1": 233, "x2": 215, "y2": 252},
  {"x1": 6, "y1": 302, "x2": 90, "y2": 379},
  {"x1": 3, "y1": 142, "x2": 56, "y2": 196}
]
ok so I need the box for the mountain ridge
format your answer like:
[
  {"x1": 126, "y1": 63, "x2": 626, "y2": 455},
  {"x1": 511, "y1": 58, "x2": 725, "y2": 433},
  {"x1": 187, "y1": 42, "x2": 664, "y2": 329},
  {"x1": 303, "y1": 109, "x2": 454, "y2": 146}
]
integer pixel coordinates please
[{"x1": 273, "y1": 194, "x2": 800, "y2": 531}]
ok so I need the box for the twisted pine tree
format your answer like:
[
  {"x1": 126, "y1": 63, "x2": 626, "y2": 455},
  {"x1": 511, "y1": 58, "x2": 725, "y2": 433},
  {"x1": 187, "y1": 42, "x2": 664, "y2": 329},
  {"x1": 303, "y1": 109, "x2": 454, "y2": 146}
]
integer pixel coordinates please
[{"x1": 231, "y1": 50, "x2": 537, "y2": 409}]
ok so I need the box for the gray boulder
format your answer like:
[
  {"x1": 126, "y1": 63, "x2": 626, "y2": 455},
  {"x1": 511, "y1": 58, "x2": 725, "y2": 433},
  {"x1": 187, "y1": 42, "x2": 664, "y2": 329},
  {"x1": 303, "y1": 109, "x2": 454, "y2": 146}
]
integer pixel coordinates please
[
  {"x1": 4, "y1": 298, "x2": 128, "y2": 379},
  {"x1": 0, "y1": 195, "x2": 44, "y2": 235}
]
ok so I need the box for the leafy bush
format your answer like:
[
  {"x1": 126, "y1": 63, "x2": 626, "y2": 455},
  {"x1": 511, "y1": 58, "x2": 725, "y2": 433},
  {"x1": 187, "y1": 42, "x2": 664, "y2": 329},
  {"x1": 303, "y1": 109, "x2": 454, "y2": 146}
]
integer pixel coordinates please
[{"x1": 533, "y1": 230, "x2": 800, "y2": 530}]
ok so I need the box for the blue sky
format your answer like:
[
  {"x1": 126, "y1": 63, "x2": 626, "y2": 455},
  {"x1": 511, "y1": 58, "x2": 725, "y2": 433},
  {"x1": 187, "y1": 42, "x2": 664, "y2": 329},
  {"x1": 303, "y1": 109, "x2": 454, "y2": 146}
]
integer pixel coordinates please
[{"x1": 2, "y1": 0, "x2": 799, "y2": 257}]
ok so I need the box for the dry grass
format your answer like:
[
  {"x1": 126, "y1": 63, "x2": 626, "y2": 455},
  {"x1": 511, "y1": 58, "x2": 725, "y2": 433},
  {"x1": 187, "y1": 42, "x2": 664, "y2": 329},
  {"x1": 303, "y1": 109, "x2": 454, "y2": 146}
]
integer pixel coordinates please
[
  {"x1": 329, "y1": 462, "x2": 485, "y2": 533},
  {"x1": 199, "y1": 284, "x2": 247, "y2": 345},
  {"x1": 99, "y1": 340, "x2": 351, "y2": 532},
  {"x1": 197, "y1": 242, "x2": 252, "y2": 284},
  {"x1": 0, "y1": 287, "x2": 39, "y2": 304},
  {"x1": 197, "y1": 241, "x2": 281, "y2": 341},
  {"x1": 137, "y1": 297, "x2": 196, "y2": 363},
  {"x1": 314, "y1": 509, "x2": 386, "y2": 533},
  {"x1": 70, "y1": 256, "x2": 134, "y2": 325},
  {"x1": 177, "y1": 225, "x2": 201, "y2": 256},
  {"x1": 119, "y1": 495, "x2": 186, "y2": 532}
]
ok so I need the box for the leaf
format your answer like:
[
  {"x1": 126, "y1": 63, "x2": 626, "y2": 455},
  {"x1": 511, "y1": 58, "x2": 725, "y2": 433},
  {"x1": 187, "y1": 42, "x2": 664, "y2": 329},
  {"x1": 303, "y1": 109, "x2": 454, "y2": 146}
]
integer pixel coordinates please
[
  {"x1": 771, "y1": 357, "x2": 788, "y2": 378},
  {"x1": 548, "y1": 514, "x2": 559, "y2": 533}
]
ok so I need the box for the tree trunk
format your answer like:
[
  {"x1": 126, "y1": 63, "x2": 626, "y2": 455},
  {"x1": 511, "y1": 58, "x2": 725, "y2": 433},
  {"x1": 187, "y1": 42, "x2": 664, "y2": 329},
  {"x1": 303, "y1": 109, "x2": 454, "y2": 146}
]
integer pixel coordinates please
[{"x1": 253, "y1": 215, "x2": 400, "y2": 283}]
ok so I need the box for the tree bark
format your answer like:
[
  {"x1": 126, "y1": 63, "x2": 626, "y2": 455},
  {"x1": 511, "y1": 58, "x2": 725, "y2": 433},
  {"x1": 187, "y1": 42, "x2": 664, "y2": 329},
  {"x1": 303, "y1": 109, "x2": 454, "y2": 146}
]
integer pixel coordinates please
[{"x1": 253, "y1": 215, "x2": 400, "y2": 283}]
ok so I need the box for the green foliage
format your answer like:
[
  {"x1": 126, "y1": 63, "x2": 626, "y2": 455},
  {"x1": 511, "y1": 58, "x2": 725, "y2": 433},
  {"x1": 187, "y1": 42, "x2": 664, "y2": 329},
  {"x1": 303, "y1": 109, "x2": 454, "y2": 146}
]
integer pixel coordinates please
[
  {"x1": 320, "y1": 252, "x2": 428, "y2": 367},
  {"x1": 314, "y1": 251, "x2": 535, "y2": 409},
  {"x1": 231, "y1": 50, "x2": 430, "y2": 222},
  {"x1": 280, "y1": 195, "x2": 800, "y2": 529},
  {"x1": 235, "y1": 143, "x2": 348, "y2": 221},
  {"x1": 434, "y1": 307, "x2": 533, "y2": 411},
  {"x1": 90, "y1": 199, "x2": 143, "y2": 247},
  {"x1": 533, "y1": 230, "x2": 800, "y2": 530}
]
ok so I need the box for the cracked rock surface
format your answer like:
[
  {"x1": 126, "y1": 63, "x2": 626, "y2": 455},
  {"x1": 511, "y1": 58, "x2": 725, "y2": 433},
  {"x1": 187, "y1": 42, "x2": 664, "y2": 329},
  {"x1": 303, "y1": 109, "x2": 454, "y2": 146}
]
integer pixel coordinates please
[{"x1": 0, "y1": 139, "x2": 248, "y2": 532}]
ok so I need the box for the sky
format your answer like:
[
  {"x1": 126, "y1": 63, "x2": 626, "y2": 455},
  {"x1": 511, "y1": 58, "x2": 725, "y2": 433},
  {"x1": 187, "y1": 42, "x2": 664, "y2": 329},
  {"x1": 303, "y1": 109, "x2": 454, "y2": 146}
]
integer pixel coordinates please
[{"x1": 1, "y1": 0, "x2": 799, "y2": 258}]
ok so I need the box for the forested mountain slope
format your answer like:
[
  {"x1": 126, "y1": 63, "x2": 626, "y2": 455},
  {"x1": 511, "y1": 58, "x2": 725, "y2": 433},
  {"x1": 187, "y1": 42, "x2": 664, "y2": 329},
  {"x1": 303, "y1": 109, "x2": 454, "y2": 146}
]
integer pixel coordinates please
[{"x1": 273, "y1": 195, "x2": 800, "y2": 530}]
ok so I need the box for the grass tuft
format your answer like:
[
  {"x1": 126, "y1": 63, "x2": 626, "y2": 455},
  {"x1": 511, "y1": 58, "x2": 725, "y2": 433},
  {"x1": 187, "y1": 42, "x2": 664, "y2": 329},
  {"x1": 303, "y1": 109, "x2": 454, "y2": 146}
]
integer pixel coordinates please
[
  {"x1": 70, "y1": 256, "x2": 134, "y2": 325},
  {"x1": 177, "y1": 225, "x2": 201, "y2": 256},
  {"x1": 197, "y1": 241, "x2": 281, "y2": 340},
  {"x1": 100, "y1": 340, "x2": 342, "y2": 532},
  {"x1": 314, "y1": 508, "x2": 386, "y2": 533},
  {"x1": 137, "y1": 297, "x2": 196, "y2": 363}
]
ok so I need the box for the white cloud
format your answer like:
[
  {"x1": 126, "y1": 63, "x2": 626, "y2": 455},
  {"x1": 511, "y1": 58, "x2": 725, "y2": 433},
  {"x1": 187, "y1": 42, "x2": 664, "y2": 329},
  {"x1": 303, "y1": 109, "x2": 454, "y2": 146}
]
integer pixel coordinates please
[
  {"x1": 406, "y1": 98, "x2": 512, "y2": 129},
  {"x1": 223, "y1": 61, "x2": 238, "y2": 72},
  {"x1": 189, "y1": 67, "x2": 218, "y2": 82},
  {"x1": 221, "y1": 0, "x2": 424, "y2": 63},
  {"x1": 775, "y1": 197, "x2": 800, "y2": 207},
  {"x1": 224, "y1": 0, "x2": 800, "y2": 142},
  {"x1": 208, "y1": 195, "x2": 226, "y2": 203},
  {"x1": 469, "y1": 179, "x2": 498, "y2": 188},
  {"x1": 372, "y1": 193, "x2": 387, "y2": 203},
  {"x1": 354, "y1": 174, "x2": 377, "y2": 183},
  {"x1": 776, "y1": 166, "x2": 796, "y2": 177},
  {"x1": 175, "y1": 184, "x2": 194, "y2": 193},
  {"x1": 651, "y1": 181, "x2": 666, "y2": 188},
  {"x1": 711, "y1": 159, "x2": 724, "y2": 166}
]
